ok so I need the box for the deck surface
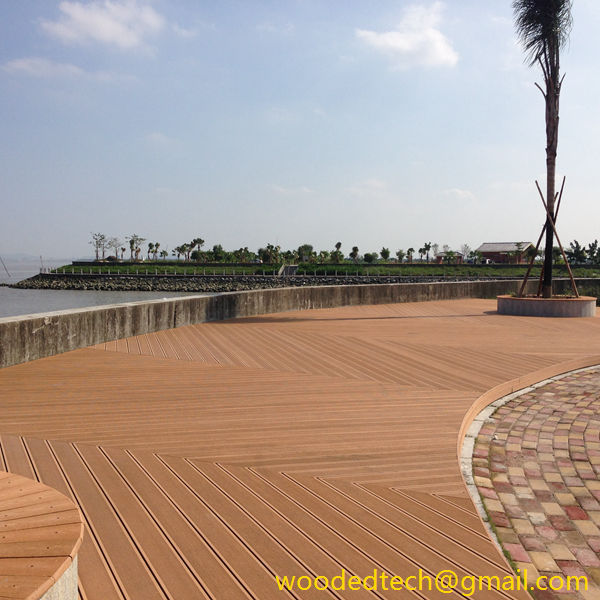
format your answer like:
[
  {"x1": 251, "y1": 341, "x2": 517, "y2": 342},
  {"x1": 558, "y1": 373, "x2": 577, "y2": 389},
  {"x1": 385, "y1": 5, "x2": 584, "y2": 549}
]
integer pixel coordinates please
[{"x1": 2, "y1": 298, "x2": 600, "y2": 599}]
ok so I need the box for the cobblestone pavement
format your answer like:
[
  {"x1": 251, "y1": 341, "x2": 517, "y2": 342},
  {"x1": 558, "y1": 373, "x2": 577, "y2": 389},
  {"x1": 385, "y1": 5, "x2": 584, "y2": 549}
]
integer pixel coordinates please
[{"x1": 474, "y1": 367, "x2": 600, "y2": 600}]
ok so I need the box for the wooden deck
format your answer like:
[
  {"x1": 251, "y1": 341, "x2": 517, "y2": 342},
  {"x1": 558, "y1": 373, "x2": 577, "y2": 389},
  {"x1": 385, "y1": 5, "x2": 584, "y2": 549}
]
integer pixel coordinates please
[{"x1": 1, "y1": 298, "x2": 600, "y2": 599}]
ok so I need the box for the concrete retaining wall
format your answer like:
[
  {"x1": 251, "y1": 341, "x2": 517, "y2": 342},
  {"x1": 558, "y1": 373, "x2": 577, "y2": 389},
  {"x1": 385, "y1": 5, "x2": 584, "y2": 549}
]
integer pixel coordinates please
[{"x1": 0, "y1": 279, "x2": 560, "y2": 369}]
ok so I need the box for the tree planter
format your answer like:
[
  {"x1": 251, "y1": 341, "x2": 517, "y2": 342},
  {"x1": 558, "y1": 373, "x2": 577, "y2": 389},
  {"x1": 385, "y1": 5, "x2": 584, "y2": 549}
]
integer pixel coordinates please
[{"x1": 497, "y1": 295, "x2": 596, "y2": 318}]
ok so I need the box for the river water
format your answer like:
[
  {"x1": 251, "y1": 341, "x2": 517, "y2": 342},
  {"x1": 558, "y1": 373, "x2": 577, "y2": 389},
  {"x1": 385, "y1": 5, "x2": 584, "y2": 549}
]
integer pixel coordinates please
[{"x1": 0, "y1": 260, "x2": 206, "y2": 319}]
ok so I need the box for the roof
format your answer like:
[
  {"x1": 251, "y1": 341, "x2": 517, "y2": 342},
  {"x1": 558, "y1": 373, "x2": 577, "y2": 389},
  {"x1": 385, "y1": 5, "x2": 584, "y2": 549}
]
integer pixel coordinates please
[{"x1": 476, "y1": 242, "x2": 533, "y2": 253}]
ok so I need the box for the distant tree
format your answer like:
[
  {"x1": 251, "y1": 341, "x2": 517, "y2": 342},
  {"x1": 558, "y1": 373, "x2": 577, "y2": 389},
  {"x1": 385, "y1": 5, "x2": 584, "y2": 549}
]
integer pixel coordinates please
[
  {"x1": 233, "y1": 247, "x2": 252, "y2": 262},
  {"x1": 160, "y1": 249, "x2": 168, "y2": 260},
  {"x1": 120, "y1": 247, "x2": 126, "y2": 260},
  {"x1": 431, "y1": 243, "x2": 439, "y2": 258},
  {"x1": 363, "y1": 252, "x2": 377, "y2": 264},
  {"x1": 153, "y1": 242, "x2": 160, "y2": 261},
  {"x1": 258, "y1": 243, "x2": 281, "y2": 264},
  {"x1": 298, "y1": 244, "x2": 314, "y2": 262},
  {"x1": 566, "y1": 240, "x2": 587, "y2": 264},
  {"x1": 332, "y1": 241, "x2": 343, "y2": 263},
  {"x1": 525, "y1": 245, "x2": 539, "y2": 262},
  {"x1": 469, "y1": 250, "x2": 484, "y2": 263},
  {"x1": 552, "y1": 246, "x2": 563, "y2": 264},
  {"x1": 349, "y1": 246, "x2": 359, "y2": 264},
  {"x1": 380, "y1": 247, "x2": 390, "y2": 261},
  {"x1": 190, "y1": 238, "x2": 204, "y2": 260},
  {"x1": 460, "y1": 244, "x2": 472, "y2": 259},
  {"x1": 424, "y1": 242, "x2": 432, "y2": 263},
  {"x1": 89, "y1": 233, "x2": 106, "y2": 260},
  {"x1": 418, "y1": 247, "x2": 425, "y2": 262},
  {"x1": 126, "y1": 234, "x2": 145, "y2": 261},
  {"x1": 107, "y1": 237, "x2": 122, "y2": 259},
  {"x1": 147, "y1": 242, "x2": 154, "y2": 260},
  {"x1": 396, "y1": 249, "x2": 406, "y2": 263},
  {"x1": 212, "y1": 244, "x2": 226, "y2": 262},
  {"x1": 280, "y1": 249, "x2": 295, "y2": 264},
  {"x1": 444, "y1": 250, "x2": 457, "y2": 265},
  {"x1": 588, "y1": 240, "x2": 600, "y2": 265},
  {"x1": 407, "y1": 247, "x2": 415, "y2": 263}
]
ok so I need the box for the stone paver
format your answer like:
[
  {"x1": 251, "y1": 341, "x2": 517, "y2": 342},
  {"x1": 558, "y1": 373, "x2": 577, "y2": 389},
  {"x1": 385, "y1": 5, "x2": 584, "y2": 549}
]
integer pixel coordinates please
[{"x1": 475, "y1": 367, "x2": 600, "y2": 599}]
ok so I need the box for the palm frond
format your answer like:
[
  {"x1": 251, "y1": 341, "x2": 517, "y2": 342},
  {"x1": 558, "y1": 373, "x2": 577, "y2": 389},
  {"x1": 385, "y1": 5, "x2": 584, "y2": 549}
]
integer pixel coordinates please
[{"x1": 512, "y1": 0, "x2": 572, "y2": 66}]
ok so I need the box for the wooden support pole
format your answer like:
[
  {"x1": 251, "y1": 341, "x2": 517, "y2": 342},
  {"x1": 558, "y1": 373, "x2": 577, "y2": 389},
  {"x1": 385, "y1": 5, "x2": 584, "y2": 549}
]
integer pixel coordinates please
[
  {"x1": 535, "y1": 179, "x2": 578, "y2": 297},
  {"x1": 519, "y1": 177, "x2": 565, "y2": 297}
]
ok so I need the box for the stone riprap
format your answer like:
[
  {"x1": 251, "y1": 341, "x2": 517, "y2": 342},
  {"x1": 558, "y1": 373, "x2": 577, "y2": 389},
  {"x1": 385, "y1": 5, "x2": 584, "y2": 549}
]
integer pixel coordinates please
[
  {"x1": 15, "y1": 273, "x2": 527, "y2": 293},
  {"x1": 473, "y1": 367, "x2": 600, "y2": 599}
]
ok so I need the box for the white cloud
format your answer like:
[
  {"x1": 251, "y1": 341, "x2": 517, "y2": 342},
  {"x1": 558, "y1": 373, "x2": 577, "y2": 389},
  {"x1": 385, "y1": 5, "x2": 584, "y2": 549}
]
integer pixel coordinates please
[
  {"x1": 144, "y1": 132, "x2": 181, "y2": 149},
  {"x1": 270, "y1": 184, "x2": 313, "y2": 195},
  {"x1": 441, "y1": 188, "x2": 476, "y2": 203},
  {"x1": 171, "y1": 24, "x2": 197, "y2": 39},
  {"x1": 3, "y1": 57, "x2": 84, "y2": 78},
  {"x1": 346, "y1": 179, "x2": 388, "y2": 196},
  {"x1": 356, "y1": 2, "x2": 458, "y2": 69},
  {"x1": 2, "y1": 56, "x2": 134, "y2": 83},
  {"x1": 256, "y1": 22, "x2": 295, "y2": 36},
  {"x1": 41, "y1": 0, "x2": 165, "y2": 50}
]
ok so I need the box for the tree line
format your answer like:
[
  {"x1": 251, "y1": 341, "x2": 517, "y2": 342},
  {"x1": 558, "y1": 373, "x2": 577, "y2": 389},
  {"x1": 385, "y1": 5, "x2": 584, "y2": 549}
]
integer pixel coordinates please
[
  {"x1": 88, "y1": 235, "x2": 451, "y2": 264},
  {"x1": 89, "y1": 233, "x2": 597, "y2": 266}
]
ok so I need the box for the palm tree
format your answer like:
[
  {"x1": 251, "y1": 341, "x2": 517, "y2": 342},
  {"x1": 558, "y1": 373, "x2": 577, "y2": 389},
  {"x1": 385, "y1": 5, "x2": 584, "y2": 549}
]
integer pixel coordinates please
[
  {"x1": 424, "y1": 242, "x2": 432, "y2": 263},
  {"x1": 126, "y1": 235, "x2": 145, "y2": 261},
  {"x1": 396, "y1": 249, "x2": 405, "y2": 263},
  {"x1": 350, "y1": 246, "x2": 359, "y2": 264},
  {"x1": 190, "y1": 238, "x2": 204, "y2": 260},
  {"x1": 407, "y1": 247, "x2": 415, "y2": 263},
  {"x1": 147, "y1": 242, "x2": 154, "y2": 260},
  {"x1": 513, "y1": 0, "x2": 572, "y2": 297}
]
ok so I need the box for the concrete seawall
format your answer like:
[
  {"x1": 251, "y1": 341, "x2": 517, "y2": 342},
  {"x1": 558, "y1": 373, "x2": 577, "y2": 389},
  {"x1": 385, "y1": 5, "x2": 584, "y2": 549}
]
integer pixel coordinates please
[{"x1": 0, "y1": 278, "x2": 578, "y2": 369}]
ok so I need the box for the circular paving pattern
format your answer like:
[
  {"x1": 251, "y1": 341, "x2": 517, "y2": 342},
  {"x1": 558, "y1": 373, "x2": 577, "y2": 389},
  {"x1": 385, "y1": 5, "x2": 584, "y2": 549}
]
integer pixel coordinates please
[{"x1": 474, "y1": 366, "x2": 600, "y2": 600}]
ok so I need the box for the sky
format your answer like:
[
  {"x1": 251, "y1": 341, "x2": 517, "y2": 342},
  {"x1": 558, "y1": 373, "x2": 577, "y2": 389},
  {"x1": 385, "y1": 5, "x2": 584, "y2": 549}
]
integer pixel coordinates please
[{"x1": 1, "y1": 0, "x2": 600, "y2": 259}]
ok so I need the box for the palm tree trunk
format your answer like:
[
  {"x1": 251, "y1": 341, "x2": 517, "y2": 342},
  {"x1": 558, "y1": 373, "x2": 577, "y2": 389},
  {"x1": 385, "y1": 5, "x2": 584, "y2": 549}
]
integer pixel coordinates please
[{"x1": 542, "y1": 58, "x2": 560, "y2": 298}]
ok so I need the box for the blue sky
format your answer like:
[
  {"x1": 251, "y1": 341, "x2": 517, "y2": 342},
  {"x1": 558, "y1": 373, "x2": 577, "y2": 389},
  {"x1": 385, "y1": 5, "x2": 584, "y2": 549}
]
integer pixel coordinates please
[{"x1": 1, "y1": 0, "x2": 599, "y2": 259}]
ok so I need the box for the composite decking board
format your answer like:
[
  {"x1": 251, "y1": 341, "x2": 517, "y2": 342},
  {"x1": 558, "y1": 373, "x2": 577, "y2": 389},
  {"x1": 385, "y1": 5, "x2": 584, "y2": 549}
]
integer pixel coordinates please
[
  {"x1": 0, "y1": 437, "x2": 36, "y2": 482},
  {"x1": 184, "y1": 463, "x2": 380, "y2": 600},
  {"x1": 386, "y1": 489, "x2": 483, "y2": 532},
  {"x1": 156, "y1": 456, "x2": 338, "y2": 600},
  {"x1": 214, "y1": 464, "x2": 421, "y2": 600},
  {"x1": 72, "y1": 444, "x2": 209, "y2": 600},
  {"x1": 0, "y1": 556, "x2": 69, "y2": 577},
  {"x1": 131, "y1": 452, "x2": 296, "y2": 600},
  {"x1": 243, "y1": 469, "x2": 466, "y2": 600},
  {"x1": 2, "y1": 299, "x2": 600, "y2": 599},
  {"x1": 280, "y1": 473, "x2": 515, "y2": 595},
  {"x1": 0, "y1": 574, "x2": 53, "y2": 599},
  {"x1": 104, "y1": 448, "x2": 250, "y2": 600},
  {"x1": 47, "y1": 441, "x2": 167, "y2": 600},
  {"x1": 326, "y1": 480, "x2": 508, "y2": 571}
]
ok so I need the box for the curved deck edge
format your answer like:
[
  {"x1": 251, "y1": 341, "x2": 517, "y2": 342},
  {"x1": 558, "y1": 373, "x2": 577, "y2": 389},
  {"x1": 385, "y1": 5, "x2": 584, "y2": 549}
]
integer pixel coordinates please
[{"x1": 0, "y1": 472, "x2": 84, "y2": 600}]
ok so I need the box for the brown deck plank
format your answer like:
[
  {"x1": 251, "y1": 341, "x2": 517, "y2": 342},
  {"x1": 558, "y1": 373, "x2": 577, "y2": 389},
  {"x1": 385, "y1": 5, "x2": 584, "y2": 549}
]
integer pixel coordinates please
[
  {"x1": 48, "y1": 441, "x2": 166, "y2": 600},
  {"x1": 2, "y1": 299, "x2": 600, "y2": 599}
]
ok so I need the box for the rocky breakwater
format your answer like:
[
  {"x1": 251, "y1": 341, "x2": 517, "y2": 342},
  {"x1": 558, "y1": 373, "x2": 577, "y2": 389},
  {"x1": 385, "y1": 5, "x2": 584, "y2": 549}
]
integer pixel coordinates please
[{"x1": 12, "y1": 273, "x2": 498, "y2": 293}]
